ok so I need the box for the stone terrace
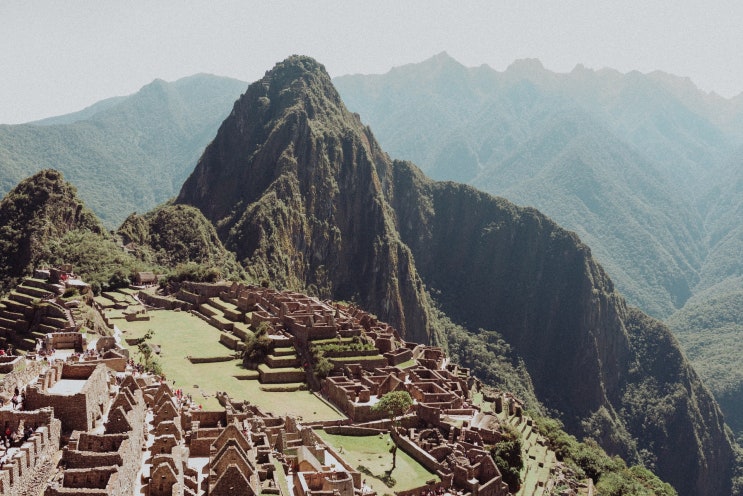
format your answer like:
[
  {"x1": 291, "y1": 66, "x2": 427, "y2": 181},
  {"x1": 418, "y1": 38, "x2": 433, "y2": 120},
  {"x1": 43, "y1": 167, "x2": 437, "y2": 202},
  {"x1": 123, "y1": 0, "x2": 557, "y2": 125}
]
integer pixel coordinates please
[{"x1": 0, "y1": 280, "x2": 584, "y2": 495}]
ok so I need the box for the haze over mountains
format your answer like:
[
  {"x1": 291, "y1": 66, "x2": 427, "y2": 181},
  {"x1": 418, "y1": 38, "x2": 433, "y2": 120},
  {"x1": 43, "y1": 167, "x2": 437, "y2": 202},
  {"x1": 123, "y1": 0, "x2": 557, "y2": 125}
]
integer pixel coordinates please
[
  {"x1": 334, "y1": 53, "x2": 743, "y2": 439},
  {"x1": 334, "y1": 52, "x2": 743, "y2": 319},
  {"x1": 0, "y1": 74, "x2": 245, "y2": 227},
  {"x1": 2, "y1": 54, "x2": 743, "y2": 494},
  {"x1": 173, "y1": 56, "x2": 736, "y2": 495}
]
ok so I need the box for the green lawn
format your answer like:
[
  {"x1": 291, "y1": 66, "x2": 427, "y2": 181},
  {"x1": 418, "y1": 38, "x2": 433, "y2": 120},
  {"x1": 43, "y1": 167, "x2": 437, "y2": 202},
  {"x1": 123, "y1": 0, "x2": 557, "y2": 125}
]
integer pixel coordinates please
[
  {"x1": 118, "y1": 309, "x2": 345, "y2": 420},
  {"x1": 315, "y1": 430, "x2": 438, "y2": 494},
  {"x1": 396, "y1": 359, "x2": 417, "y2": 369}
]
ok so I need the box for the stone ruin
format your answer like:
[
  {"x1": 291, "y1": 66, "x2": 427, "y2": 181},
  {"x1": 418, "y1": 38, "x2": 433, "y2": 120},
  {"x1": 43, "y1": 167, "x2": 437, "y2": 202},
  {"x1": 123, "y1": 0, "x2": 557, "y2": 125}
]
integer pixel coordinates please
[{"x1": 0, "y1": 279, "x2": 589, "y2": 495}]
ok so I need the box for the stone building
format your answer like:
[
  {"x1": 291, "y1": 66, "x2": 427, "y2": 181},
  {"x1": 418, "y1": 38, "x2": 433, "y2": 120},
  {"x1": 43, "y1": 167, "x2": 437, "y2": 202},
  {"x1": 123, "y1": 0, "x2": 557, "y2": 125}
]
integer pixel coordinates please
[
  {"x1": 24, "y1": 363, "x2": 110, "y2": 433},
  {"x1": 45, "y1": 370, "x2": 147, "y2": 496}
]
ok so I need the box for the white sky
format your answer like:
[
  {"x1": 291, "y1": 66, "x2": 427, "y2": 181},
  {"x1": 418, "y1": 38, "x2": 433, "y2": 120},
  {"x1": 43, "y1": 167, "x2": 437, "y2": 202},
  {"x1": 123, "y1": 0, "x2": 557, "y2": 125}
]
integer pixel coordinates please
[{"x1": 1, "y1": 0, "x2": 742, "y2": 124}]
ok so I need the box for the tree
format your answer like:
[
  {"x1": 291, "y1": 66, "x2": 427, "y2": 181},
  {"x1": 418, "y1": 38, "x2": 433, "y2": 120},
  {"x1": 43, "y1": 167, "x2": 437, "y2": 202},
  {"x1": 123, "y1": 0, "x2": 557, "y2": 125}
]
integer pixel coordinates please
[
  {"x1": 313, "y1": 352, "x2": 334, "y2": 379},
  {"x1": 134, "y1": 329, "x2": 162, "y2": 375},
  {"x1": 241, "y1": 323, "x2": 272, "y2": 369},
  {"x1": 372, "y1": 391, "x2": 414, "y2": 421},
  {"x1": 372, "y1": 391, "x2": 413, "y2": 470}
]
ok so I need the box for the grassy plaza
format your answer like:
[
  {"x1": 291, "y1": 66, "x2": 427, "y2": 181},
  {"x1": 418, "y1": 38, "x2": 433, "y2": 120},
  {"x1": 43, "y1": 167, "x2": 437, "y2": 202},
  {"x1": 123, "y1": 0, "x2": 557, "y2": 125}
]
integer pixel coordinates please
[{"x1": 114, "y1": 308, "x2": 345, "y2": 420}]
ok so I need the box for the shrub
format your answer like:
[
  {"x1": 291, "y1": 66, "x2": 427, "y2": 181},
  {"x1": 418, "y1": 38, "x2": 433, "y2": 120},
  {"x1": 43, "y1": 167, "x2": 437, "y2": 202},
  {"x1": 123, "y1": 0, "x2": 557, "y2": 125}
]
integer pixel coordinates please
[{"x1": 489, "y1": 423, "x2": 522, "y2": 491}]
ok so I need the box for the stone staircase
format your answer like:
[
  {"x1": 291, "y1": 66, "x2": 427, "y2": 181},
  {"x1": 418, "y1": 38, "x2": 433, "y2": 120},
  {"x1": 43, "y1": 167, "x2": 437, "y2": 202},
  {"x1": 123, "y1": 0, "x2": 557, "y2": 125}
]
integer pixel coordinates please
[{"x1": 172, "y1": 291, "x2": 306, "y2": 386}]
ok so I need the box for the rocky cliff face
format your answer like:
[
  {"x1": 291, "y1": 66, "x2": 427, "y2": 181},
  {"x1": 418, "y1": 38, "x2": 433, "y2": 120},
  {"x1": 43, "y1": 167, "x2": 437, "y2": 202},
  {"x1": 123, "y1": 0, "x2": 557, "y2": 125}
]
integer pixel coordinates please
[
  {"x1": 177, "y1": 57, "x2": 433, "y2": 344},
  {"x1": 388, "y1": 161, "x2": 735, "y2": 495},
  {"x1": 176, "y1": 56, "x2": 736, "y2": 495}
]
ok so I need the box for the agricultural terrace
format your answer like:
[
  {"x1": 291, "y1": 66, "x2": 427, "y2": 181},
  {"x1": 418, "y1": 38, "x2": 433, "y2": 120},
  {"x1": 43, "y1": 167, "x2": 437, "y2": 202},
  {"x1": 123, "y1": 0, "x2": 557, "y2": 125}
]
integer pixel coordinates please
[
  {"x1": 315, "y1": 430, "x2": 439, "y2": 495},
  {"x1": 114, "y1": 307, "x2": 345, "y2": 421}
]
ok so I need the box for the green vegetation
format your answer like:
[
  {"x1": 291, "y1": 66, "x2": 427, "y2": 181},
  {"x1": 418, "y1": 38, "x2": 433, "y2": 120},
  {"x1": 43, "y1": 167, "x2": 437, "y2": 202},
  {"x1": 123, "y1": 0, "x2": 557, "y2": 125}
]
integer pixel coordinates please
[
  {"x1": 119, "y1": 203, "x2": 245, "y2": 283},
  {"x1": 334, "y1": 53, "x2": 734, "y2": 321},
  {"x1": 132, "y1": 329, "x2": 163, "y2": 375},
  {"x1": 0, "y1": 74, "x2": 246, "y2": 227},
  {"x1": 532, "y1": 414, "x2": 675, "y2": 495},
  {"x1": 309, "y1": 336, "x2": 376, "y2": 355},
  {"x1": 489, "y1": 423, "x2": 522, "y2": 492},
  {"x1": 1, "y1": 56, "x2": 731, "y2": 496},
  {"x1": 437, "y1": 311, "x2": 540, "y2": 410},
  {"x1": 0, "y1": 169, "x2": 110, "y2": 293},
  {"x1": 668, "y1": 289, "x2": 743, "y2": 435},
  {"x1": 117, "y1": 308, "x2": 342, "y2": 420},
  {"x1": 171, "y1": 56, "x2": 732, "y2": 495},
  {"x1": 336, "y1": 61, "x2": 743, "y2": 492},
  {"x1": 372, "y1": 391, "x2": 413, "y2": 423},
  {"x1": 241, "y1": 327, "x2": 272, "y2": 369},
  {"x1": 45, "y1": 229, "x2": 146, "y2": 294},
  {"x1": 316, "y1": 430, "x2": 438, "y2": 494}
]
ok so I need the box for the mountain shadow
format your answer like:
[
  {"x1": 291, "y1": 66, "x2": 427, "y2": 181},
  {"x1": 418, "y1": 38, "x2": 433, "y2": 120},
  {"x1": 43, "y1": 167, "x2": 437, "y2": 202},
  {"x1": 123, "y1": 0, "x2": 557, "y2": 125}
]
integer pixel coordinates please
[{"x1": 176, "y1": 55, "x2": 737, "y2": 495}]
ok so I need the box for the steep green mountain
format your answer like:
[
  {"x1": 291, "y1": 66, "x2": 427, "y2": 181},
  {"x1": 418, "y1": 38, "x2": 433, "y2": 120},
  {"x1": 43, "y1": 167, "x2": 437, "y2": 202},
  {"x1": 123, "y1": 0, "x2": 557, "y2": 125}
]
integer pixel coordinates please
[
  {"x1": 333, "y1": 53, "x2": 737, "y2": 318},
  {"x1": 176, "y1": 56, "x2": 737, "y2": 495},
  {"x1": 333, "y1": 54, "x2": 743, "y2": 438},
  {"x1": 117, "y1": 203, "x2": 244, "y2": 281},
  {"x1": 668, "y1": 286, "x2": 743, "y2": 436},
  {"x1": 0, "y1": 74, "x2": 246, "y2": 227},
  {"x1": 177, "y1": 57, "x2": 434, "y2": 344},
  {"x1": 0, "y1": 169, "x2": 139, "y2": 293},
  {"x1": 0, "y1": 170, "x2": 244, "y2": 294}
]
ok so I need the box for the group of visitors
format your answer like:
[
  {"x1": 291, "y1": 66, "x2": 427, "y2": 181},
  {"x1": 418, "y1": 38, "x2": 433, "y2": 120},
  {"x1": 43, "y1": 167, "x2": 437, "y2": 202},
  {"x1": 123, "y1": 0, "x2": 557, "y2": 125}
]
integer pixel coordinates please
[
  {"x1": 172, "y1": 386, "x2": 200, "y2": 410},
  {"x1": 1, "y1": 421, "x2": 34, "y2": 449}
]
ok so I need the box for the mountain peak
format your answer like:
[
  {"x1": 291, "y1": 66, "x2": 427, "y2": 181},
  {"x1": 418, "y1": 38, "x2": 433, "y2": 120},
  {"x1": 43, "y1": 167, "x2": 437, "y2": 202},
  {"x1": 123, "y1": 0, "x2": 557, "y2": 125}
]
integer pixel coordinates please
[
  {"x1": 265, "y1": 55, "x2": 328, "y2": 78},
  {"x1": 177, "y1": 57, "x2": 432, "y2": 343},
  {"x1": 505, "y1": 58, "x2": 547, "y2": 77},
  {"x1": 0, "y1": 169, "x2": 103, "y2": 291},
  {"x1": 259, "y1": 55, "x2": 334, "y2": 97}
]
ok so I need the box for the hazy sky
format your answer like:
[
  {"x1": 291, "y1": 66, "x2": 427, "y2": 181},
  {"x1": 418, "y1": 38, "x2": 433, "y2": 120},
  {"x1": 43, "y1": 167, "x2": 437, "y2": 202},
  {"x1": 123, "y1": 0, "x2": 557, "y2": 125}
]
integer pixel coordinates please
[{"x1": 2, "y1": 0, "x2": 741, "y2": 124}]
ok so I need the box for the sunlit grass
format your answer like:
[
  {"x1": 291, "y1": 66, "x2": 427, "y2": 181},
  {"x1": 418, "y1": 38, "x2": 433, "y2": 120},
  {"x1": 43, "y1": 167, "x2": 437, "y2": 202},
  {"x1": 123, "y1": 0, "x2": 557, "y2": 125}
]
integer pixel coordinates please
[
  {"x1": 117, "y1": 309, "x2": 345, "y2": 420},
  {"x1": 315, "y1": 430, "x2": 438, "y2": 494}
]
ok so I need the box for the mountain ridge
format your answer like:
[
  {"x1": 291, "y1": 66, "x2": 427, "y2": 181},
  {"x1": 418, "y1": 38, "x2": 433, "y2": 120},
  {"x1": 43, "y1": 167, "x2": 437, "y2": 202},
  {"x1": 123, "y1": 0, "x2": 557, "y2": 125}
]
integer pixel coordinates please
[
  {"x1": 333, "y1": 54, "x2": 743, "y2": 440},
  {"x1": 0, "y1": 73, "x2": 247, "y2": 227},
  {"x1": 176, "y1": 55, "x2": 737, "y2": 495}
]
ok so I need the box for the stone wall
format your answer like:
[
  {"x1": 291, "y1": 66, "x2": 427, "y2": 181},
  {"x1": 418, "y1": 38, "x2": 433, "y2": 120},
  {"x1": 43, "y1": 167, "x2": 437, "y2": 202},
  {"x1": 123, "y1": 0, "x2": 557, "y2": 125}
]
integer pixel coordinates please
[
  {"x1": 176, "y1": 289, "x2": 207, "y2": 306},
  {"x1": 81, "y1": 356, "x2": 127, "y2": 373},
  {"x1": 391, "y1": 428, "x2": 443, "y2": 474},
  {"x1": 258, "y1": 367, "x2": 305, "y2": 384},
  {"x1": 0, "y1": 355, "x2": 24, "y2": 374},
  {"x1": 25, "y1": 363, "x2": 110, "y2": 432},
  {"x1": 0, "y1": 410, "x2": 61, "y2": 496},
  {"x1": 50, "y1": 383, "x2": 147, "y2": 495},
  {"x1": 187, "y1": 356, "x2": 234, "y2": 364},
  {"x1": 47, "y1": 331, "x2": 86, "y2": 351},
  {"x1": 94, "y1": 337, "x2": 117, "y2": 352},
  {"x1": 0, "y1": 358, "x2": 46, "y2": 397},
  {"x1": 183, "y1": 281, "x2": 231, "y2": 298},
  {"x1": 138, "y1": 291, "x2": 191, "y2": 311},
  {"x1": 384, "y1": 347, "x2": 413, "y2": 366}
]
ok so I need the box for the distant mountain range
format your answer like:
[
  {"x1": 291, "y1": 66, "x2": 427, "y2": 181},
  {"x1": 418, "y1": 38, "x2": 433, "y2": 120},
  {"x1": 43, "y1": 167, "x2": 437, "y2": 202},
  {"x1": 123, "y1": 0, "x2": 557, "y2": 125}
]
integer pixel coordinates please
[
  {"x1": 0, "y1": 74, "x2": 246, "y2": 227},
  {"x1": 333, "y1": 53, "x2": 743, "y2": 439},
  {"x1": 2, "y1": 55, "x2": 743, "y2": 494},
  {"x1": 334, "y1": 52, "x2": 743, "y2": 319},
  {"x1": 174, "y1": 56, "x2": 736, "y2": 495}
]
